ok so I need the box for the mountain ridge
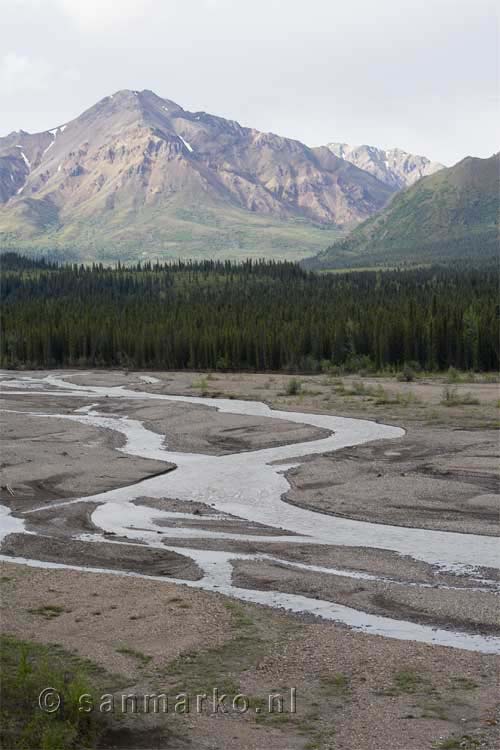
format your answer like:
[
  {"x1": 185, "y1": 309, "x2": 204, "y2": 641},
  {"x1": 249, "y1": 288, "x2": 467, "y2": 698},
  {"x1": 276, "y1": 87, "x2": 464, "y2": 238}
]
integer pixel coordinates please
[
  {"x1": 326, "y1": 142, "x2": 445, "y2": 189},
  {"x1": 0, "y1": 89, "x2": 398, "y2": 260},
  {"x1": 305, "y1": 153, "x2": 499, "y2": 269}
]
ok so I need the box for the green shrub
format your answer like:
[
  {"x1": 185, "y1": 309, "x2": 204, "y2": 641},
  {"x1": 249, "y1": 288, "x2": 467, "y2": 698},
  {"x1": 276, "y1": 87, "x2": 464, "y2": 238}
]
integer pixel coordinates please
[
  {"x1": 397, "y1": 364, "x2": 416, "y2": 382},
  {"x1": 192, "y1": 377, "x2": 209, "y2": 395},
  {"x1": 0, "y1": 636, "x2": 110, "y2": 750},
  {"x1": 286, "y1": 378, "x2": 302, "y2": 396},
  {"x1": 446, "y1": 367, "x2": 460, "y2": 383},
  {"x1": 344, "y1": 355, "x2": 376, "y2": 374},
  {"x1": 441, "y1": 386, "x2": 480, "y2": 406},
  {"x1": 215, "y1": 355, "x2": 230, "y2": 370}
]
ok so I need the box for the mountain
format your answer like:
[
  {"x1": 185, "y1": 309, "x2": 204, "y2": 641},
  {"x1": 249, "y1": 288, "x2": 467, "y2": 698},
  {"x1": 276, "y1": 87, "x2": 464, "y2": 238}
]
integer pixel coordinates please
[
  {"x1": 326, "y1": 143, "x2": 444, "y2": 189},
  {"x1": 306, "y1": 154, "x2": 499, "y2": 269},
  {"x1": 0, "y1": 90, "x2": 395, "y2": 261}
]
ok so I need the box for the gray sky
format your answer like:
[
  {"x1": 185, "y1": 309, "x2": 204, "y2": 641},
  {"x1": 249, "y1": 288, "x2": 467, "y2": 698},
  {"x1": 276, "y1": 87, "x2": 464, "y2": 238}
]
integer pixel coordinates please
[{"x1": 1, "y1": 0, "x2": 498, "y2": 164}]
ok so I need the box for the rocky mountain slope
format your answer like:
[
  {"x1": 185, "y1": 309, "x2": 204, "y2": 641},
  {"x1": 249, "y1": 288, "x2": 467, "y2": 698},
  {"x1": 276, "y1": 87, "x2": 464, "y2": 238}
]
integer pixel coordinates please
[
  {"x1": 0, "y1": 90, "x2": 396, "y2": 261},
  {"x1": 306, "y1": 154, "x2": 499, "y2": 269},
  {"x1": 326, "y1": 143, "x2": 444, "y2": 189}
]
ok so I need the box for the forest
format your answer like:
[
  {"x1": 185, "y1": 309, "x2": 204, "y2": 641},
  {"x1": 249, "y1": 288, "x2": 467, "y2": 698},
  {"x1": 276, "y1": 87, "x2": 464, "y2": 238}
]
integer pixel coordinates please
[{"x1": 0, "y1": 253, "x2": 498, "y2": 373}]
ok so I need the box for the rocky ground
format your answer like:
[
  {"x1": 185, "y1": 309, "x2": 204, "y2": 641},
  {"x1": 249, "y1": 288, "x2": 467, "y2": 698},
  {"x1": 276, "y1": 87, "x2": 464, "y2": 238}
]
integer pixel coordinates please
[
  {"x1": 1, "y1": 561, "x2": 498, "y2": 750},
  {"x1": 0, "y1": 369, "x2": 498, "y2": 750}
]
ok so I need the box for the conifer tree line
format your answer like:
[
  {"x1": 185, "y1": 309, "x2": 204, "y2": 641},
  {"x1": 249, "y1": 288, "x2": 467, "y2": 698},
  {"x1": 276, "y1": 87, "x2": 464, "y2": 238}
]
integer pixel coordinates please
[{"x1": 0, "y1": 253, "x2": 498, "y2": 372}]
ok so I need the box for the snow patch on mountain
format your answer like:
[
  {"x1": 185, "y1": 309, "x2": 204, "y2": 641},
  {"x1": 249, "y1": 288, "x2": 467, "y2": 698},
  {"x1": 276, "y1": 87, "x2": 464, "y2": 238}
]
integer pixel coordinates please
[
  {"x1": 179, "y1": 135, "x2": 193, "y2": 153},
  {"x1": 326, "y1": 142, "x2": 444, "y2": 189}
]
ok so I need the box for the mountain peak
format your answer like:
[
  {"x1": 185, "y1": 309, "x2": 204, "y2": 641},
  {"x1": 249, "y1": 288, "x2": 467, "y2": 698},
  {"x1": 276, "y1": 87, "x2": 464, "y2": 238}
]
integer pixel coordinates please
[
  {"x1": 0, "y1": 92, "x2": 401, "y2": 260},
  {"x1": 73, "y1": 89, "x2": 185, "y2": 133},
  {"x1": 326, "y1": 142, "x2": 445, "y2": 188},
  {"x1": 107, "y1": 89, "x2": 182, "y2": 108},
  {"x1": 306, "y1": 152, "x2": 499, "y2": 269}
]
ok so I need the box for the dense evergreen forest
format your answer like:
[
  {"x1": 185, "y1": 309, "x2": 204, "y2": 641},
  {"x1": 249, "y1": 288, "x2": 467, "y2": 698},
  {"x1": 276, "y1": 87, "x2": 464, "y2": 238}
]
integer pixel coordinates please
[{"x1": 0, "y1": 253, "x2": 498, "y2": 372}]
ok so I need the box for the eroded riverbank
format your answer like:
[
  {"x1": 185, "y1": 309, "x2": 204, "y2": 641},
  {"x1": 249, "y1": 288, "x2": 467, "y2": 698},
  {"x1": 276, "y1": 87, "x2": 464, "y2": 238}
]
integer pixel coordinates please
[{"x1": 0, "y1": 372, "x2": 499, "y2": 653}]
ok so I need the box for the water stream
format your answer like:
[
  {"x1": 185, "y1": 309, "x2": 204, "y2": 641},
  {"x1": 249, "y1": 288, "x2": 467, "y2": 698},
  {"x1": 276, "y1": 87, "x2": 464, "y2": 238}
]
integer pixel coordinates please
[{"x1": 1, "y1": 374, "x2": 498, "y2": 653}]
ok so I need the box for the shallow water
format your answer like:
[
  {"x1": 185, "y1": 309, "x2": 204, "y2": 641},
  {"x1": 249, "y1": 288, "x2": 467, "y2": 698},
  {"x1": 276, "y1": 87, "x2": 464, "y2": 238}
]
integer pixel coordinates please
[{"x1": 1, "y1": 373, "x2": 499, "y2": 653}]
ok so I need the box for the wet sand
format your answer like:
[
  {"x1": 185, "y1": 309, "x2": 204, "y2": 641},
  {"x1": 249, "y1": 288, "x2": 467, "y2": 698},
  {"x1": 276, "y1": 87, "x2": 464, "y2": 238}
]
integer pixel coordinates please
[
  {"x1": 1, "y1": 369, "x2": 499, "y2": 750},
  {"x1": 232, "y1": 559, "x2": 500, "y2": 634},
  {"x1": 284, "y1": 425, "x2": 499, "y2": 535}
]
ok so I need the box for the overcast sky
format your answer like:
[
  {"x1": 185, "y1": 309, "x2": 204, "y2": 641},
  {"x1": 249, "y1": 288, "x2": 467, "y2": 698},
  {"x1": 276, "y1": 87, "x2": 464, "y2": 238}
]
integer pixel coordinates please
[{"x1": 1, "y1": 0, "x2": 497, "y2": 164}]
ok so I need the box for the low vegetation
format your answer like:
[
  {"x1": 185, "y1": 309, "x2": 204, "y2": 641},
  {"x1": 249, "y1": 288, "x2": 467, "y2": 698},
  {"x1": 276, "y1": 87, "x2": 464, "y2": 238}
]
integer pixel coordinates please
[
  {"x1": 115, "y1": 646, "x2": 152, "y2": 666},
  {"x1": 377, "y1": 668, "x2": 434, "y2": 697},
  {"x1": 162, "y1": 601, "x2": 264, "y2": 697},
  {"x1": 441, "y1": 386, "x2": 481, "y2": 406},
  {"x1": 433, "y1": 736, "x2": 482, "y2": 750},
  {"x1": 286, "y1": 378, "x2": 302, "y2": 396},
  {"x1": 27, "y1": 604, "x2": 68, "y2": 620},
  {"x1": 0, "y1": 636, "x2": 111, "y2": 750}
]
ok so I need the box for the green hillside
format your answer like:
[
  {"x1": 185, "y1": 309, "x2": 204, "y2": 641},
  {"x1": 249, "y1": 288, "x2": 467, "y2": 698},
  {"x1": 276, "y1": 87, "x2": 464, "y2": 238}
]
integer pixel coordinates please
[
  {"x1": 305, "y1": 154, "x2": 499, "y2": 269},
  {"x1": 0, "y1": 198, "x2": 343, "y2": 263}
]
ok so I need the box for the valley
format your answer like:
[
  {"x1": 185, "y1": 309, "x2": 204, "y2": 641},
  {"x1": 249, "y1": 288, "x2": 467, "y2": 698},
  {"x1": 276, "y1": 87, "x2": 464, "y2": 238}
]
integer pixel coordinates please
[
  {"x1": 1, "y1": 369, "x2": 498, "y2": 749},
  {"x1": 2, "y1": 89, "x2": 472, "y2": 266},
  {"x1": 1, "y1": 4, "x2": 497, "y2": 750},
  {"x1": 0, "y1": 90, "x2": 392, "y2": 261},
  {"x1": 309, "y1": 154, "x2": 499, "y2": 269}
]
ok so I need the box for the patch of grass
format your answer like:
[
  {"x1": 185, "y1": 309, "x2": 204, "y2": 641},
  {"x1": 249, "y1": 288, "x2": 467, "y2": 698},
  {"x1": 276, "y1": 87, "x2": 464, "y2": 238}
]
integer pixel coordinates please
[
  {"x1": 191, "y1": 377, "x2": 209, "y2": 395},
  {"x1": 445, "y1": 368, "x2": 489, "y2": 385},
  {"x1": 481, "y1": 372, "x2": 500, "y2": 383},
  {"x1": 393, "y1": 670, "x2": 425, "y2": 694},
  {"x1": 370, "y1": 384, "x2": 421, "y2": 406},
  {"x1": 378, "y1": 668, "x2": 433, "y2": 696},
  {"x1": 320, "y1": 672, "x2": 350, "y2": 698},
  {"x1": 286, "y1": 378, "x2": 302, "y2": 396},
  {"x1": 441, "y1": 386, "x2": 480, "y2": 406},
  {"x1": 27, "y1": 604, "x2": 68, "y2": 620},
  {"x1": 341, "y1": 381, "x2": 422, "y2": 408},
  {"x1": 161, "y1": 600, "x2": 263, "y2": 696},
  {"x1": 398, "y1": 390, "x2": 421, "y2": 405},
  {"x1": 449, "y1": 676, "x2": 479, "y2": 690},
  {"x1": 433, "y1": 739, "x2": 462, "y2": 749},
  {"x1": 296, "y1": 710, "x2": 321, "y2": 734},
  {"x1": 433, "y1": 735, "x2": 482, "y2": 749},
  {"x1": 302, "y1": 725, "x2": 336, "y2": 750},
  {"x1": 0, "y1": 635, "x2": 116, "y2": 750},
  {"x1": 347, "y1": 380, "x2": 369, "y2": 396},
  {"x1": 162, "y1": 600, "x2": 303, "y2": 727},
  {"x1": 420, "y1": 699, "x2": 448, "y2": 720},
  {"x1": 331, "y1": 378, "x2": 347, "y2": 393},
  {"x1": 446, "y1": 367, "x2": 462, "y2": 384},
  {"x1": 253, "y1": 695, "x2": 295, "y2": 727},
  {"x1": 115, "y1": 646, "x2": 152, "y2": 667}
]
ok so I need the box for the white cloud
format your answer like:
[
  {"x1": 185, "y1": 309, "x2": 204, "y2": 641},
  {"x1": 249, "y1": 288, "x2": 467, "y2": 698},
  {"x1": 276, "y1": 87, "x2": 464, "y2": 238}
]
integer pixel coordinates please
[
  {"x1": 54, "y1": 0, "x2": 154, "y2": 30},
  {"x1": 0, "y1": 53, "x2": 52, "y2": 93},
  {"x1": 0, "y1": 0, "x2": 496, "y2": 162},
  {"x1": 1, "y1": 0, "x2": 155, "y2": 32},
  {"x1": 0, "y1": 52, "x2": 79, "y2": 95}
]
